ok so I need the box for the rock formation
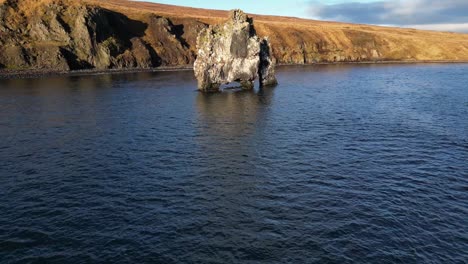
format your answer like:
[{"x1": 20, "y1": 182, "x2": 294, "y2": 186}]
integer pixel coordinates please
[
  {"x1": 258, "y1": 38, "x2": 278, "y2": 87},
  {"x1": 194, "y1": 9, "x2": 277, "y2": 92}
]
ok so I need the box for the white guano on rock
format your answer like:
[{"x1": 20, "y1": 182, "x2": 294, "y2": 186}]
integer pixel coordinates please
[{"x1": 194, "y1": 9, "x2": 277, "y2": 92}]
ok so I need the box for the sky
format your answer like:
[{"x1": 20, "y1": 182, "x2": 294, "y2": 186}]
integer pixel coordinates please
[{"x1": 138, "y1": 0, "x2": 468, "y2": 33}]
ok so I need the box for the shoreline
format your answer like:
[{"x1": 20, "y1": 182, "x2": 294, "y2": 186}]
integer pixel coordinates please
[
  {"x1": 1, "y1": 60, "x2": 468, "y2": 80},
  {"x1": 277, "y1": 60, "x2": 468, "y2": 66},
  {"x1": 0, "y1": 66, "x2": 194, "y2": 80}
]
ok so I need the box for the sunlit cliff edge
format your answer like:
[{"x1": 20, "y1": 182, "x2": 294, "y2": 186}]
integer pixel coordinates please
[{"x1": 1, "y1": 0, "x2": 468, "y2": 72}]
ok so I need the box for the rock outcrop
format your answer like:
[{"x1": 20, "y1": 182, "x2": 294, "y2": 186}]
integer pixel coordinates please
[
  {"x1": 193, "y1": 10, "x2": 277, "y2": 92},
  {"x1": 258, "y1": 38, "x2": 278, "y2": 87}
]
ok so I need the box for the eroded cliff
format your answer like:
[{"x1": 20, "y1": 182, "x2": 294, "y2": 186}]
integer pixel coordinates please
[
  {"x1": 0, "y1": 0, "x2": 201, "y2": 71},
  {"x1": 1, "y1": 0, "x2": 468, "y2": 72}
]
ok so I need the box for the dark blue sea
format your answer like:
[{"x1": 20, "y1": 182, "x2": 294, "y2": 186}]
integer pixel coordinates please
[{"x1": 1, "y1": 64, "x2": 467, "y2": 263}]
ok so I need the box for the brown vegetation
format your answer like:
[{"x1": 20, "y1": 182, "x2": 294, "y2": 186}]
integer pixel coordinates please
[
  {"x1": 1, "y1": 0, "x2": 468, "y2": 72},
  {"x1": 83, "y1": 0, "x2": 468, "y2": 62}
]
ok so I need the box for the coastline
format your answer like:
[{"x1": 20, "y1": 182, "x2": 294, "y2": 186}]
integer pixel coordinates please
[
  {"x1": 1, "y1": 60, "x2": 468, "y2": 80},
  {"x1": 0, "y1": 65, "x2": 194, "y2": 80}
]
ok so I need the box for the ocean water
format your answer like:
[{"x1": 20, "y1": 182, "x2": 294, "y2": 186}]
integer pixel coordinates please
[{"x1": 0, "y1": 64, "x2": 467, "y2": 263}]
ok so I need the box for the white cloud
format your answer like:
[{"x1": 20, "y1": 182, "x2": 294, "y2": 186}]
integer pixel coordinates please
[
  {"x1": 405, "y1": 23, "x2": 468, "y2": 33},
  {"x1": 308, "y1": 0, "x2": 468, "y2": 32}
]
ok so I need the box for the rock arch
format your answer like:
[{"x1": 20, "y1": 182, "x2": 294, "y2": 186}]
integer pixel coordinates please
[{"x1": 194, "y1": 9, "x2": 277, "y2": 92}]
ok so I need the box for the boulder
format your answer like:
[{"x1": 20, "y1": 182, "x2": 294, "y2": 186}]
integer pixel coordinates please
[{"x1": 194, "y1": 9, "x2": 277, "y2": 92}]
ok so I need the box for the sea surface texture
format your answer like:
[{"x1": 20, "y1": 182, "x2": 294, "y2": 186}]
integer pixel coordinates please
[{"x1": 1, "y1": 64, "x2": 467, "y2": 263}]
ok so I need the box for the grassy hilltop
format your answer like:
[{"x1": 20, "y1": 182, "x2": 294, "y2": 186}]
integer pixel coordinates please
[{"x1": 1, "y1": 0, "x2": 468, "y2": 72}]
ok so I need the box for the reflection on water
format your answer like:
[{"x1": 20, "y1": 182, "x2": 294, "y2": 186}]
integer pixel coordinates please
[
  {"x1": 194, "y1": 89, "x2": 275, "y2": 214},
  {"x1": 1, "y1": 64, "x2": 468, "y2": 263},
  {"x1": 195, "y1": 88, "x2": 274, "y2": 136}
]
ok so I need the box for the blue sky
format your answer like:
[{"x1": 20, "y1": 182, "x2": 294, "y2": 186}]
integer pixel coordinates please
[
  {"x1": 141, "y1": 0, "x2": 379, "y2": 18},
  {"x1": 140, "y1": 0, "x2": 468, "y2": 32}
]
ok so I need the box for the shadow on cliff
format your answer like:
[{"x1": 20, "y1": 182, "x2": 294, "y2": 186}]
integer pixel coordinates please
[
  {"x1": 94, "y1": 9, "x2": 163, "y2": 68},
  {"x1": 64, "y1": 8, "x2": 163, "y2": 70},
  {"x1": 145, "y1": 14, "x2": 200, "y2": 65},
  {"x1": 60, "y1": 48, "x2": 93, "y2": 69},
  {"x1": 171, "y1": 24, "x2": 190, "y2": 49},
  {"x1": 95, "y1": 9, "x2": 148, "y2": 45}
]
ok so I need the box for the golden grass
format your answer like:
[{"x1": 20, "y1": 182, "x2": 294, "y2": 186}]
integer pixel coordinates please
[
  {"x1": 4, "y1": 0, "x2": 468, "y2": 62},
  {"x1": 77, "y1": 0, "x2": 468, "y2": 61}
]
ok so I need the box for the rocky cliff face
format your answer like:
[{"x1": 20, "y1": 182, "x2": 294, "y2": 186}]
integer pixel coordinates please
[
  {"x1": 1, "y1": 0, "x2": 468, "y2": 73},
  {"x1": 194, "y1": 10, "x2": 277, "y2": 92},
  {"x1": 0, "y1": 0, "x2": 200, "y2": 71}
]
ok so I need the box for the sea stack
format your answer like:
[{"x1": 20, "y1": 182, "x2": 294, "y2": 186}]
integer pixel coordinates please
[{"x1": 194, "y1": 9, "x2": 277, "y2": 92}]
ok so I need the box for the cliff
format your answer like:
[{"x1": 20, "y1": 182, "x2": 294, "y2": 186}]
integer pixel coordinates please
[{"x1": 1, "y1": 0, "x2": 468, "y2": 72}]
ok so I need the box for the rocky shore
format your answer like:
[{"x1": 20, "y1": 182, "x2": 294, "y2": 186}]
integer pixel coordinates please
[
  {"x1": 0, "y1": 66, "x2": 193, "y2": 80},
  {"x1": 3, "y1": 60, "x2": 468, "y2": 80}
]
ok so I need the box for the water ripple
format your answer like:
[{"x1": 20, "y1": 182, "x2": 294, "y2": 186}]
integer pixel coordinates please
[{"x1": 1, "y1": 65, "x2": 467, "y2": 263}]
